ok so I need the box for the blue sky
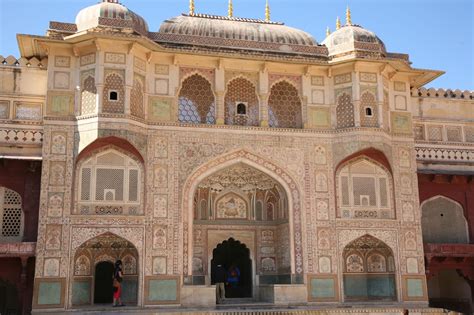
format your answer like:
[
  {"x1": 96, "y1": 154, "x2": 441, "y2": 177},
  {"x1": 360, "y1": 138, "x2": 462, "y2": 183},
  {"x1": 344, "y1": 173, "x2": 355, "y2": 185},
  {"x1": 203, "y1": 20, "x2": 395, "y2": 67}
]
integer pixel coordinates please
[{"x1": 1, "y1": 0, "x2": 472, "y2": 90}]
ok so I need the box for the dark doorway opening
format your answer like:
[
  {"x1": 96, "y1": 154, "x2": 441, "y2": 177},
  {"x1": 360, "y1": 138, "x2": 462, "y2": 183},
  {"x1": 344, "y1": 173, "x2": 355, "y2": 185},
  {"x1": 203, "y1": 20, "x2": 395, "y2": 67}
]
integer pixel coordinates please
[
  {"x1": 94, "y1": 261, "x2": 114, "y2": 304},
  {"x1": 0, "y1": 280, "x2": 19, "y2": 315},
  {"x1": 211, "y1": 238, "x2": 252, "y2": 298}
]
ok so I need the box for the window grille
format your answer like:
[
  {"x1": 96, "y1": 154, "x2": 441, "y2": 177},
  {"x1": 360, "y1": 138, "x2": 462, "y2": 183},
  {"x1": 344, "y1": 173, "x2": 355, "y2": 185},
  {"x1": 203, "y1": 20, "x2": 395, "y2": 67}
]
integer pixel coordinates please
[
  {"x1": 0, "y1": 187, "x2": 23, "y2": 241},
  {"x1": 338, "y1": 159, "x2": 393, "y2": 219},
  {"x1": 77, "y1": 150, "x2": 141, "y2": 215}
]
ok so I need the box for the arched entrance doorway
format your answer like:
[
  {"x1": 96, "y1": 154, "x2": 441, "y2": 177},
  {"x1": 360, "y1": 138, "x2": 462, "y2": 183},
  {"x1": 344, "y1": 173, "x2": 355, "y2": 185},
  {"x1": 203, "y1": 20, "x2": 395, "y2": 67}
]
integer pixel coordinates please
[
  {"x1": 191, "y1": 162, "x2": 292, "y2": 298},
  {"x1": 211, "y1": 238, "x2": 252, "y2": 298},
  {"x1": 93, "y1": 261, "x2": 114, "y2": 304},
  {"x1": 71, "y1": 233, "x2": 138, "y2": 306}
]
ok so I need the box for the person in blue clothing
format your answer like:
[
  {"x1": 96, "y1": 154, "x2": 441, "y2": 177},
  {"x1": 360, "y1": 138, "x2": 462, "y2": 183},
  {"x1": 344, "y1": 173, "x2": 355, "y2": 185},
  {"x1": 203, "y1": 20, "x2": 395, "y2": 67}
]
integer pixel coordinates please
[{"x1": 227, "y1": 264, "x2": 240, "y2": 289}]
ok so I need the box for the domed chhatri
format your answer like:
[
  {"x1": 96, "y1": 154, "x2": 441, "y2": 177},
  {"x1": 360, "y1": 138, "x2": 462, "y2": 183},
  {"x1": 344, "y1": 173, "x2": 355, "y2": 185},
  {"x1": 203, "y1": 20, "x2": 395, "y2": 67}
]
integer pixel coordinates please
[
  {"x1": 322, "y1": 7, "x2": 386, "y2": 58},
  {"x1": 159, "y1": 14, "x2": 317, "y2": 46},
  {"x1": 75, "y1": 0, "x2": 148, "y2": 35}
]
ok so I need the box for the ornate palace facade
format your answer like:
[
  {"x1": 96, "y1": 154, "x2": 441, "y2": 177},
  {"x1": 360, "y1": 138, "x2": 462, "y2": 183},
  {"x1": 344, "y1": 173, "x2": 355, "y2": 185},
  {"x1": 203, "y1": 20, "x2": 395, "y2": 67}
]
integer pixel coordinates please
[{"x1": 0, "y1": 0, "x2": 472, "y2": 313}]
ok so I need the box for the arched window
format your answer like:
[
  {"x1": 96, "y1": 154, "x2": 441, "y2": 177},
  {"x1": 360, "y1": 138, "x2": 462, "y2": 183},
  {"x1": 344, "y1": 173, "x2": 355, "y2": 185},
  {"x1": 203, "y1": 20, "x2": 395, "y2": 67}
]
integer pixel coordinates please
[
  {"x1": 360, "y1": 91, "x2": 378, "y2": 127},
  {"x1": 268, "y1": 81, "x2": 302, "y2": 128},
  {"x1": 343, "y1": 235, "x2": 396, "y2": 301},
  {"x1": 81, "y1": 75, "x2": 97, "y2": 116},
  {"x1": 103, "y1": 72, "x2": 125, "y2": 114},
  {"x1": 225, "y1": 77, "x2": 259, "y2": 126},
  {"x1": 0, "y1": 187, "x2": 23, "y2": 241},
  {"x1": 421, "y1": 196, "x2": 469, "y2": 244},
  {"x1": 337, "y1": 158, "x2": 393, "y2": 219},
  {"x1": 77, "y1": 149, "x2": 143, "y2": 215},
  {"x1": 130, "y1": 77, "x2": 144, "y2": 118},
  {"x1": 179, "y1": 74, "x2": 215, "y2": 124}
]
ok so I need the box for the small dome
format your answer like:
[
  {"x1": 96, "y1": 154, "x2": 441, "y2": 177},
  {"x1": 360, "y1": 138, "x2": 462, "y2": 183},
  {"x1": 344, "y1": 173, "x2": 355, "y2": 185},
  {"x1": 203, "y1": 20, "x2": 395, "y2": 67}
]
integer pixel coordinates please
[
  {"x1": 75, "y1": 0, "x2": 148, "y2": 35},
  {"x1": 322, "y1": 24, "x2": 386, "y2": 57},
  {"x1": 159, "y1": 14, "x2": 317, "y2": 46}
]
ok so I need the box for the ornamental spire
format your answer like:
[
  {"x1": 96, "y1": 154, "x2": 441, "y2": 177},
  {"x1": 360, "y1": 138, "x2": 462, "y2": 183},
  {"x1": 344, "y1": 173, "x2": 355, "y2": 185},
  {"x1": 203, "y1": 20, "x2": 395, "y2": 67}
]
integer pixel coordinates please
[
  {"x1": 228, "y1": 0, "x2": 233, "y2": 18},
  {"x1": 265, "y1": 0, "x2": 271, "y2": 22},
  {"x1": 336, "y1": 16, "x2": 341, "y2": 30},
  {"x1": 346, "y1": 6, "x2": 352, "y2": 25},
  {"x1": 189, "y1": 0, "x2": 195, "y2": 15},
  {"x1": 326, "y1": 27, "x2": 331, "y2": 37}
]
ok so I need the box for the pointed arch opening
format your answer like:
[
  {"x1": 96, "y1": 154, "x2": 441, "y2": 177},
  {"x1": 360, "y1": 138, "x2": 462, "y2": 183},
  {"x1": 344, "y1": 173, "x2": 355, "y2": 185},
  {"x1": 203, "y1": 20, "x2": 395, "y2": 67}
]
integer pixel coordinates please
[
  {"x1": 178, "y1": 74, "x2": 216, "y2": 124},
  {"x1": 71, "y1": 232, "x2": 138, "y2": 306},
  {"x1": 421, "y1": 196, "x2": 469, "y2": 244},
  {"x1": 343, "y1": 234, "x2": 396, "y2": 301}
]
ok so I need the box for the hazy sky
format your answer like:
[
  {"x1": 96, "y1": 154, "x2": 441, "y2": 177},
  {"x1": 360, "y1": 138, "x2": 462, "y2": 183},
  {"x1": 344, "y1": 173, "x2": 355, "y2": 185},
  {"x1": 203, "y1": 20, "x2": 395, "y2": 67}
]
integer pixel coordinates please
[{"x1": 0, "y1": 0, "x2": 472, "y2": 89}]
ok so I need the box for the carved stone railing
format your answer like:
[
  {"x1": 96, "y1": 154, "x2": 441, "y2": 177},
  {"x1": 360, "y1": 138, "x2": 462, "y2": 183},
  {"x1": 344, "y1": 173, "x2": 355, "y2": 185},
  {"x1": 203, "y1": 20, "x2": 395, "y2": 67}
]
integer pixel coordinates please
[
  {"x1": 415, "y1": 144, "x2": 474, "y2": 163},
  {"x1": 0, "y1": 242, "x2": 36, "y2": 257},
  {"x1": 0, "y1": 127, "x2": 44, "y2": 146}
]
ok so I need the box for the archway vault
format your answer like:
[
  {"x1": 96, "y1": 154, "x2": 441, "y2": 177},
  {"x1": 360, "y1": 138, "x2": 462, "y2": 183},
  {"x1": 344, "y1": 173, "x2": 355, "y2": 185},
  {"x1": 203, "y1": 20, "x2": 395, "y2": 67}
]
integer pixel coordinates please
[{"x1": 182, "y1": 149, "x2": 304, "y2": 279}]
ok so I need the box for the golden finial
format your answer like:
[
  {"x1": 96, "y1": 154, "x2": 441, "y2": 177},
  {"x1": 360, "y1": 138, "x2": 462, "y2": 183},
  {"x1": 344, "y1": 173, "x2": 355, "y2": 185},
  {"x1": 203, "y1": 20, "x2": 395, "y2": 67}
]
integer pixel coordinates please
[
  {"x1": 326, "y1": 27, "x2": 331, "y2": 37},
  {"x1": 346, "y1": 6, "x2": 352, "y2": 25},
  {"x1": 189, "y1": 0, "x2": 195, "y2": 15},
  {"x1": 336, "y1": 16, "x2": 341, "y2": 30},
  {"x1": 265, "y1": 0, "x2": 271, "y2": 22},
  {"x1": 228, "y1": 0, "x2": 233, "y2": 18}
]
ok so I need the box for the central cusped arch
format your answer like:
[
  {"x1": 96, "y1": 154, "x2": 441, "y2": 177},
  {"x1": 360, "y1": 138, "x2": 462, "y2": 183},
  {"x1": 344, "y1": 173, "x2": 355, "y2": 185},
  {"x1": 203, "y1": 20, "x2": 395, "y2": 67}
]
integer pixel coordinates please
[{"x1": 182, "y1": 149, "x2": 304, "y2": 282}]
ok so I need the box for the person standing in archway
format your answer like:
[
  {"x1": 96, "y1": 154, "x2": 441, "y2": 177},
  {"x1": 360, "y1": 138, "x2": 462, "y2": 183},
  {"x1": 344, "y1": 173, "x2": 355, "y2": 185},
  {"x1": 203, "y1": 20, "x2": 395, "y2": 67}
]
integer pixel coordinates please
[
  {"x1": 215, "y1": 264, "x2": 227, "y2": 304},
  {"x1": 112, "y1": 260, "x2": 125, "y2": 307},
  {"x1": 227, "y1": 264, "x2": 240, "y2": 292}
]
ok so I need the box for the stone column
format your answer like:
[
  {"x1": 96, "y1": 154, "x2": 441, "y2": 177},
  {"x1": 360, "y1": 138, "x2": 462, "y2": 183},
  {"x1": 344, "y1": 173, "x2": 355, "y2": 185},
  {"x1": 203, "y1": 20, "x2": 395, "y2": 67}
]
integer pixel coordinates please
[
  {"x1": 352, "y1": 71, "x2": 361, "y2": 127},
  {"x1": 259, "y1": 70, "x2": 269, "y2": 127},
  {"x1": 124, "y1": 53, "x2": 134, "y2": 115},
  {"x1": 376, "y1": 73, "x2": 384, "y2": 128},
  {"x1": 20, "y1": 256, "x2": 28, "y2": 315},
  {"x1": 215, "y1": 91, "x2": 225, "y2": 125},
  {"x1": 95, "y1": 51, "x2": 104, "y2": 114},
  {"x1": 215, "y1": 67, "x2": 225, "y2": 125}
]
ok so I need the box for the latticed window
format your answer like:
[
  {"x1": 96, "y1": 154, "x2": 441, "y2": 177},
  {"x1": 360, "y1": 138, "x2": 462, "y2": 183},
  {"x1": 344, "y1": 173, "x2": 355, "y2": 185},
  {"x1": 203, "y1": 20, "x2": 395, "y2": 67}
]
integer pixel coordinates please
[
  {"x1": 179, "y1": 74, "x2": 215, "y2": 124},
  {"x1": 78, "y1": 150, "x2": 142, "y2": 215},
  {"x1": 336, "y1": 93, "x2": 355, "y2": 129},
  {"x1": 268, "y1": 81, "x2": 302, "y2": 129},
  {"x1": 0, "y1": 187, "x2": 23, "y2": 242},
  {"x1": 360, "y1": 91, "x2": 378, "y2": 127},
  {"x1": 337, "y1": 159, "x2": 393, "y2": 219},
  {"x1": 103, "y1": 72, "x2": 125, "y2": 114},
  {"x1": 225, "y1": 78, "x2": 259, "y2": 126},
  {"x1": 81, "y1": 75, "x2": 97, "y2": 116},
  {"x1": 130, "y1": 77, "x2": 145, "y2": 119}
]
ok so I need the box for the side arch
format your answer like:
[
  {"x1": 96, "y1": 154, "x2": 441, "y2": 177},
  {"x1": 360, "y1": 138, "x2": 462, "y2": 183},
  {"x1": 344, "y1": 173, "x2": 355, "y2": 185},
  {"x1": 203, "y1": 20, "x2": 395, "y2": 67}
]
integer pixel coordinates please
[
  {"x1": 182, "y1": 149, "x2": 304, "y2": 277},
  {"x1": 421, "y1": 195, "x2": 469, "y2": 244}
]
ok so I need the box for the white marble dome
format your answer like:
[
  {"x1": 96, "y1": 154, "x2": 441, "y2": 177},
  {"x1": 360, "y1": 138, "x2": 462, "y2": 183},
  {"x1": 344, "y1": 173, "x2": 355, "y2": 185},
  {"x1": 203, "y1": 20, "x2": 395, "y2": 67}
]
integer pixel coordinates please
[
  {"x1": 75, "y1": 0, "x2": 148, "y2": 35},
  {"x1": 322, "y1": 24, "x2": 386, "y2": 57}
]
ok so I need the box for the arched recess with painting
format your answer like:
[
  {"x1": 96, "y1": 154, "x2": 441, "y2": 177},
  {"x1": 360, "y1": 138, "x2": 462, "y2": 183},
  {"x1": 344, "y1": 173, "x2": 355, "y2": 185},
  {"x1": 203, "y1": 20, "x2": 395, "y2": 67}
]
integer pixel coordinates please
[{"x1": 182, "y1": 150, "x2": 304, "y2": 300}]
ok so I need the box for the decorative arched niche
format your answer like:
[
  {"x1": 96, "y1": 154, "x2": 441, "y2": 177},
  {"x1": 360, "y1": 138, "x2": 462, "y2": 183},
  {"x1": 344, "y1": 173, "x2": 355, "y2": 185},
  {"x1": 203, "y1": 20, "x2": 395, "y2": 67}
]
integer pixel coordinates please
[
  {"x1": 336, "y1": 157, "x2": 394, "y2": 219},
  {"x1": 74, "y1": 147, "x2": 144, "y2": 215},
  {"x1": 343, "y1": 235, "x2": 396, "y2": 301}
]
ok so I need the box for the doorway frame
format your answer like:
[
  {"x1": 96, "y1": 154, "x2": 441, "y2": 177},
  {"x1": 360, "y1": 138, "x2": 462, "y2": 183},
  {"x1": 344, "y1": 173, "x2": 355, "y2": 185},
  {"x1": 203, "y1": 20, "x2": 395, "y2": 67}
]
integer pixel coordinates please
[
  {"x1": 207, "y1": 230, "x2": 256, "y2": 299},
  {"x1": 93, "y1": 260, "x2": 114, "y2": 304}
]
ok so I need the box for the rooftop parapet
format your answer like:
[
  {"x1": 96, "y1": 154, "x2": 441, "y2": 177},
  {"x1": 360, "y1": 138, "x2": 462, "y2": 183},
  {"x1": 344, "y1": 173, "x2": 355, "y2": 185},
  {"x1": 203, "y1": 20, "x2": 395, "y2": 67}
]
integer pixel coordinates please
[
  {"x1": 412, "y1": 87, "x2": 474, "y2": 100},
  {"x1": 0, "y1": 55, "x2": 48, "y2": 69}
]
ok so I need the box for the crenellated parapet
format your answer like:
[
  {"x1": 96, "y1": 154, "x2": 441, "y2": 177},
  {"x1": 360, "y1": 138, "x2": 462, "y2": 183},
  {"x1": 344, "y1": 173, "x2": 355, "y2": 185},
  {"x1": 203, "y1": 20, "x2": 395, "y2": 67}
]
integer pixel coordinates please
[
  {"x1": 0, "y1": 55, "x2": 48, "y2": 69},
  {"x1": 412, "y1": 87, "x2": 474, "y2": 100}
]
